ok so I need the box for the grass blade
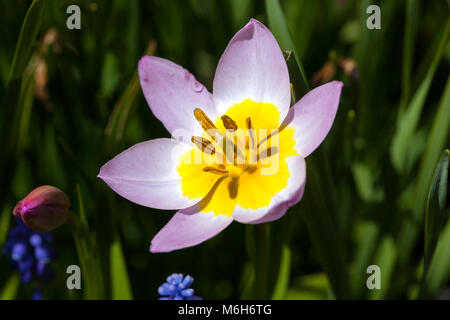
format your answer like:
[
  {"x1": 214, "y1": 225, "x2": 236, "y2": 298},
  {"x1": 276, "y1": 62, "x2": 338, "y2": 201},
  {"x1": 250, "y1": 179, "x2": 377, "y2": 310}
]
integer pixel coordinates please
[
  {"x1": 368, "y1": 236, "x2": 397, "y2": 300},
  {"x1": 391, "y1": 18, "x2": 450, "y2": 173},
  {"x1": 421, "y1": 219, "x2": 450, "y2": 298},
  {"x1": 229, "y1": 0, "x2": 254, "y2": 30},
  {"x1": 110, "y1": 235, "x2": 134, "y2": 300},
  {"x1": 424, "y1": 150, "x2": 449, "y2": 269},
  {"x1": 7, "y1": 0, "x2": 46, "y2": 83},
  {"x1": 0, "y1": 205, "x2": 12, "y2": 247},
  {"x1": 351, "y1": 221, "x2": 379, "y2": 298},
  {"x1": 271, "y1": 244, "x2": 291, "y2": 299},
  {"x1": 70, "y1": 185, "x2": 105, "y2": 299},
  {"x1": 265, "y1": 0, "x2": 309, "y2": 93},
  {"x1": 398, "y1": 75, "x2": 450, "y2": 263},
  {"x1": 400, "y1": 0, "x2": 419, "y2": 111},
  {"x1": 0, "y1": 274, "x2": 20, "y2": 300},
  {"x1": 302, "y1": 160, "x2": 350, "y2": 299},
  {"x1": 105, "y1": 41, "x2": 157, "y2": 141}
]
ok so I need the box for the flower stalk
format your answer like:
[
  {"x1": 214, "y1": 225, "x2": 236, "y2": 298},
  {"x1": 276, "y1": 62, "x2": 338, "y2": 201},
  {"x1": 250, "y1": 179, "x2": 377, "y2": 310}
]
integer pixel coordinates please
[{"x1": 67, "y1": 186, "x2": 105, "y2": 299}]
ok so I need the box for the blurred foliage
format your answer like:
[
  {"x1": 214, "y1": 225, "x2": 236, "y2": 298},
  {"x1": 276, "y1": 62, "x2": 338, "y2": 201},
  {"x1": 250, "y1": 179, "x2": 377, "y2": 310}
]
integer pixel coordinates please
[{"x1": 0, "y1": 0, "x2": 449, "y2": 300}]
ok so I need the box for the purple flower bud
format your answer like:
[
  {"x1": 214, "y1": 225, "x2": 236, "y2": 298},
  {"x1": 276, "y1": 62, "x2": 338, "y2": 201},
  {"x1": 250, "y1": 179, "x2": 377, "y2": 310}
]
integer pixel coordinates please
[{"x1": 13, "y1": 186, "x2": 71, "y2": 233}]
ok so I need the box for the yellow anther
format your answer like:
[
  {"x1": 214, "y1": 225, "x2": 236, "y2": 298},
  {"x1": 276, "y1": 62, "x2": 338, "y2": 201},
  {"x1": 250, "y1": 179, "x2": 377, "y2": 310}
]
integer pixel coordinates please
[
  {"x1": 194, "y1": 108, "x2": 220, "y2": 139},
  {"x1": 221, "y1": 115, "x2": 238, "y2": 131},
  {"x1": 191, "y1": 136, "x2": 215, "y2": 155}
]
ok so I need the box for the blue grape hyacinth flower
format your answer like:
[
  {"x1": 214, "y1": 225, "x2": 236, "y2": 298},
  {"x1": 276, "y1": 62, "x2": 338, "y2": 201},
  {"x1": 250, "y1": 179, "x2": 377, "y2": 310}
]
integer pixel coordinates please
[
  {"x1": 32, "y1": 288, "x2": 44, "y2": 300},
  {"x1": 158, "y1": 273, "x2": 202, "y2": 300},
  {"x1": 3, "y1": 218, "x2": 56, "y2": 284}
]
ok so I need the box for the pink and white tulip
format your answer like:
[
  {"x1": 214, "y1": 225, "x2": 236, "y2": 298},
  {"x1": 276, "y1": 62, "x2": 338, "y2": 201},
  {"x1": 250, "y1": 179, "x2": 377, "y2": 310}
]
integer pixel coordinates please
[{"x1": 98, "y1": 19, "x2": 342, "y2": 253}]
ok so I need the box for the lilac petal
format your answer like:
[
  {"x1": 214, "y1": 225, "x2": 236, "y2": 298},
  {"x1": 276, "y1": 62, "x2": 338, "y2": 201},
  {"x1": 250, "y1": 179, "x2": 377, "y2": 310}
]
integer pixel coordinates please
[
  {"x1": 150, "y1": 211, "x2": 233, "y2": 253},
  {"x1": 98, "y1": 138, "x2": 205, "y2": 210},
  {"x1": 138, "y1": 56, "x2": 218, "y2": 142},
  {"x1": 283, "y1": 81, "x2": 343, "y2": 157},
  {"x1": 233, "y1": 156, "x2": 306, "y2": 224},
  {"x1": 213, "y1": 19, "x2": 290, "y2": 125},
  {"x1": 250, "y1": 185, "x2": 305, "y2": 224}
]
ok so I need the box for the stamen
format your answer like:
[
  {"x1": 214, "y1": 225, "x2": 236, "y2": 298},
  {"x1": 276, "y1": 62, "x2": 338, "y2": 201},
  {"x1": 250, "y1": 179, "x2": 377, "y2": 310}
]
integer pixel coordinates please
[
  {"x1": 223, "y1": 137, "x2": 246, "y2": 164},
  {"x1": 222, "y1": 138, "x2": 238, "y2": 164},
  {"x1": 221, "y1": 115, "x2": 238, "y2": 131},
  {"x1": 258, "y1": 146, "x2": 278, "y2": 160},
  {"x1": 194, "y1": 108, "x2": 220, "y2": 139},
  {"x1": 203, "y1": 167, "x2": 229, "y2": 175},
  {"x1": 191, "y1": 136, "x2": 215, "y2": 155},
  {"x1": 257, "y1": 130, "x2": 279, "y2": 149},
  {"x1": 246, "y1": 117, "x2": 257, "y2": 162},
  {"x1": 245, "y1": 117, "x2": 252, "y2": 130},
  {"x1": 227, "y1": 178, "x2": 239, "y2": 199}
]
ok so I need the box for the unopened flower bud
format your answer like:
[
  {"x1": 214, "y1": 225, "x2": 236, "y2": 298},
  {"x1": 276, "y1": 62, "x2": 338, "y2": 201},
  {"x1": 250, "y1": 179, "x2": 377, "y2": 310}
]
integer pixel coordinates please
[{"x1": 13, "y1": 186, "x2": 71, "y2": 233}]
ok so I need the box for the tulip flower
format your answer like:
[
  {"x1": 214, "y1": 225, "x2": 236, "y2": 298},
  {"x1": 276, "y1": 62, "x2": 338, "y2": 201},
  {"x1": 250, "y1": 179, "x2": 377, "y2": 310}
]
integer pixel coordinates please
[
  {"x1": 13, "y1": 185, "x2": 72, "y2": 233},
  {"x1": 98, "y1": 19, "x2": 342, "y2": 252}
]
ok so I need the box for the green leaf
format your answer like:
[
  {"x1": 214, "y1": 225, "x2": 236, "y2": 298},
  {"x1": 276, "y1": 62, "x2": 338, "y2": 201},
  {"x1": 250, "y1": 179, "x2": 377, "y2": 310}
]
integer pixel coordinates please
[
  {"x1": 424, "y1": 150, "x2": 449, "y2": 269},
  {"x1": 105, "y1": 41, "x2": 157, "y2": 141},
  {"x1": 253, "y1": 224, "x2": 269, "y2": 299},
  {"x1": 287, "y1": 272, "x2": 330, "y2": 300},
  {"x1": 283, "y1": 50, "x2": 306, "y2": 102},
  {"x1": 265, "y1": 0, "x2": 309, "y2": 94},
  {"x1": 15, "y1": 53, "x2": 38, "y2": 155},
  {"x1": 0, "y1": 274, "x2": 20, "y2": 300},
  {"x1": 398, "y1": 75, "x2": 450, "y2": 263},
  {"x1": 368, "y1": 236, "x2": 397, "y2": 300},
  {"x1": 70, "y1": 185, "x2": 105, "y2": 299},
  {"x1": 352, "y1": 162, "x2": 385, "y2": 203},
  {"x1": 351, "y1": 221, "x2": 379, "y2": 298},
  {"x1": 391, "y1": 18, "x2": 450, "y2": 173},
  {"x1": 110, "y1": 235, "x2": 134, "y2": 300},
  {"x1": 100, "y1": 51, "x2": 120, "y2": 98},
  {"x1": 301, "y1": 160, "x2": 351, "y2": 299},
  {"x1": 421, "y1": 219, "x2": 450, "y2": 298},
  {"x1": 271, "y1": 244, "x2": 291, "y2": 300},
  {"x1": 0, "y1": 205, "x2": 12, "y2": 247},
  {"x1": 400, "y1": 0, "x2": 419, "y2": 110},
  {"x1": 229, "y1": 0, "x2": 253, "y2": 30},
  {"x1": 283, "y1": 0, "x2": 317, "y2": 59},
  {"x1": 7, "y1": 0, "x2": 46, "y2": 83}
]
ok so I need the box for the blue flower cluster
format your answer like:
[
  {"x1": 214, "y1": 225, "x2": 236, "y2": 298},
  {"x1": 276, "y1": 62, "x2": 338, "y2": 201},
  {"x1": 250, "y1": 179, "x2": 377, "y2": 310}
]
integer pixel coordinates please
[
  {"x1": 3, "y1": 219, "x2": 55, "y2": 288},
  {"x1": 158, "y1": 273, "x2": 201, "y2": 300}
]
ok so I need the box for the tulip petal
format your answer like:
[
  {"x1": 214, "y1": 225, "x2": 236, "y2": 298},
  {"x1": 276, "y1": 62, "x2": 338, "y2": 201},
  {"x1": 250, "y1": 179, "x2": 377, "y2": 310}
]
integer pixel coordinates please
[
  {"x1": 150, "y1": 211, "x2": 233, "y2": 253},
  {"x1": 213, "y1": 19, "x2": 290, "y2": 125},
  {"x1": 98, "y1": 138, "x2": 203, "y2": 210},
  {"x1": 283, "y1": 81, "x2": 343, "y2": 157},
  {"x1": 138, "y1": 56, "x2": 218, "y2": 142},
  {"x1": 232, "y1": 155, "x2": 306, "y2": 224}
]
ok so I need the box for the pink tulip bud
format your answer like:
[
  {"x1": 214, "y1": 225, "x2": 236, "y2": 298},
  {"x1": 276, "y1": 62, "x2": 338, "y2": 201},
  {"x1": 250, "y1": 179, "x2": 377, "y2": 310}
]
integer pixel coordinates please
[{"x1": 13, "y1": 185, "x2": 71, "y2": 232}]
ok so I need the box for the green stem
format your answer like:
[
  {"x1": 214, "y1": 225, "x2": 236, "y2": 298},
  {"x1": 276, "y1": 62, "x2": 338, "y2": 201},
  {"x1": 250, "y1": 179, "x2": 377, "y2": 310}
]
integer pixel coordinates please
[
  {"x1": 253, "y1": 224, "x2": 269, "y2": 299},
  {"x1": 68, "y1": 213, "x2": 105, "y2": 299}
]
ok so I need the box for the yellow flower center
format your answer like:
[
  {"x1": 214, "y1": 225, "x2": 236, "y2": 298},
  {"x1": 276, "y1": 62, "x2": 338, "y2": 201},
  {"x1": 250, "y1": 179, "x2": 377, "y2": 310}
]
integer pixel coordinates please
[{"x1": 177, "y1": 99, "x2": 297, "y2": 216}]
